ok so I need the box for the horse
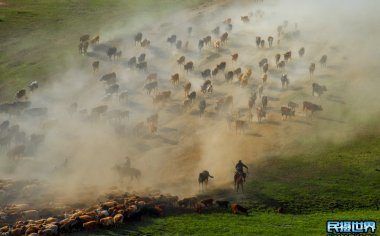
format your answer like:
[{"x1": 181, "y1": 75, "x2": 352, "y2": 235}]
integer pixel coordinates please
[
  {"x1": 234, "y1": 173, "x2": 245, "y2": 192},
  {"x1": 113, "y1": 165, "x2": 141, "y2": 183},
  {"x1": 198, "y1": 170, "x2": 213, "y2": 191}
]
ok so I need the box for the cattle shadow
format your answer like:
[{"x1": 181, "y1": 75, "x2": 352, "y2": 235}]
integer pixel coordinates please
[
  {"x1": 317, "y1": 116, "x2": 344, "y2": 124},
  {"x1": 290, "y1": 119, "x2": 312, "y2": 126},
  {"x1": 86, "y1": 52, "x2": 109, "y2": 61}
]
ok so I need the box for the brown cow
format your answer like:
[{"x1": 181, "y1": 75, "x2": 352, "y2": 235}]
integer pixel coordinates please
[
  {"x1": 183, "y1": 81, "x2": 191, "y2": 97},
  {"x1": 177, "y1": 56, "x2": 185, "y2": 65},
  {"x1": 281, "y1": 106, "x2": 295, "y2": 120},
  {"x1": 303, "y1": 101, "x2": 323, "y2": 115},
  {"x1": 299, "y1": 47, "x2": 305, "y2": 57},
  {"x1": 230, "y1": 203, "x2": 249, "y2": 216},
  {"x1": 184, "y1": 61, "x2": 194, "y2": 72},
  {"x1": 171, "y1": 73, "x2": 179, "y2": 86},
  {"x1": 284, "y1": 51, "x2": 292, "y2": 61},
  {"x1": 241, "y1": 16, "x2": 250, "y2": 23},
  {"x1": 200, "y1": 198, "x2": 214, "y2": 207},
  {"x1": 232, "y1": 53, "x2": 238, "y2": 62},
  {"x1": 90, "y1": 35, "x2": 99, "y2": 45}
]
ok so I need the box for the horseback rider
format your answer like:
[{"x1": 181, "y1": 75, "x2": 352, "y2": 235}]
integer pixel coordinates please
[
  {"x1": 124, "y1": 156, "x2": 131, "y2": 169},
  {"x1": 235, "y1": 160, "x2": 248, "y2": 182}
]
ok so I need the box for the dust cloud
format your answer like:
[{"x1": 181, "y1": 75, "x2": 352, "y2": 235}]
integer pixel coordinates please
[{"x1": 0, "y1": 0, "x2": 379, "y2": 208}]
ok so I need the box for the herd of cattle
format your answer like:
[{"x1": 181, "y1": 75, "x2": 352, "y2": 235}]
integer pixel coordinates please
[
  {"x1": 0, "y1": 188, "x2": 250, "y2": 235},
  {"x1": 0, "y1": 0, "x2": 337, "y2": 233}
]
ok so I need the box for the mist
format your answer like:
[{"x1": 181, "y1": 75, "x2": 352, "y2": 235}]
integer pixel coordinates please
[{"x1": 0, "y1": 0, "x2": 379, "y2": 208}]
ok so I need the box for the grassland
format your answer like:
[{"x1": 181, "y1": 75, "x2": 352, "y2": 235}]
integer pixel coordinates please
[
  {"x1": 1, "y1": 1, "x2": 379, "y2": 236},
  {"x1": 0, "y1": 0, "x2": 204, "y2": 101}
]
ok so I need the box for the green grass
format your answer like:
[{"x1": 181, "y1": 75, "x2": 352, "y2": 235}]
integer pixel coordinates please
[
  {"x1": 73, "y1": 210, "x2": 380, "y2": 236},
  {"x1": 0, "y1": 0, "x2": 204, "y2": 101}
]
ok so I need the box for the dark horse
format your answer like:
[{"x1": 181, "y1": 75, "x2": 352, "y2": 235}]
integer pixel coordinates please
[
  {"x1": 234, "y1": 173, "x2": 245, "y2": 192},
  {"x1": 198, "y1": 170, "x2": 213, "y2": 192},
  {"x1": 113, "y1": 165, "x2": 141, "y2": 183}
]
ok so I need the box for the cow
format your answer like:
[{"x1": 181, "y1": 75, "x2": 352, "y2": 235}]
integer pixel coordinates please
[
  {"x1": 203, "y1": 36, "x2": 211, "y2": 46},
  {"x1": 256, "y1": 107, "x2": 266, "y2": 122},
  {"x1": 299, "y1": 47, "x2": 305, "y2": 57},
  {"x1": 15, "y1": 89, "x2": 27, "y2": 100},
  {"x1": 232, "y1": 53, "x2": 238, "y2": 62},
  {"x1": 167, "y1": 35, "x2": 177, "y2": 45},
  {"x1": 199, "y1": 100, "x2": 206, "y2": 117},
  {"x1": 256, "y1": 36, "x2": 261, "y2": 48},
  {"x1": 312, "y1": 83, "x2": 327, "y2": 97},
  {"x1": 212, "y1": 26, "x2": 220, "y2": 36},
  {"x1": 134, "y1": 32, "x2": 143, "y2": 45},
  {"x1": 128, "y1": 57, "x2": 137, "y2": 68},
  {"x1": 92, "y1": 61, "x2": 99, "y2": 72},
  {"x1": 198, "y1": 171, "x2": 213, "y2": 191},
  {"x1": 144, "y1": 81, "x2": 158, "y2": 95},
  {"x1": 268, "y1": 36, "x2": 274, "y2": 47},
  {"x1": 100, "y1": 72, "x2": 116, "y2": 85},
  {"x1": 80, "y1": 34, "x2": 90, "y2": 42},
  {"x1": 277, "y1": 60, "x2": 285, "y2": 70},
  {"x1": 225, "y1": 71, "x2": 234, "y2": 83},
  {"x1": 183, "y1": 82, "x2": 191, "y2": 97},
  {"x1": 309, "y1": 63, "x2": 316, "y2": 78},
  {"x1": 259, "y1": 58, "x2": 268, "y2": 68},
  {"x1": 260, "y1": 39, "x2": 265, "y2": 48},
  {"x1": 138, "y1": 53, "x2": 146, "y2": 63},
  {"x1": 234, "y1": 67, "x2": 242, "y2": 76},
  {"x1": 28, "y1": 81, "x2": 38, "y2": 91},
  {"x1": 177, "y1": 56, "x2": 185, "y2": 65},
  {"x1": 141, "y1": 39, "x2": 150, "y2": 48},
  {"x1": 201, "y1": 69, "x2": 211, "y2": 79},
  {"x1": 212, "y1": 67, "x2": 219, "y2": 77},
  {"x1": 107, "y1": 47, "x2": 117, "y2": 60},
  {"x1": 281, "y1": 106, "x2": 295, "y2": 120},
  {"x1": 319, "y1": 55, "x2": 327, "y2": 67},
  {"x1": 201, "y1": 80, "x2": 212, "y2": 94},
  {"x1": 187, "y1": 91, "x2": 196, "y2": 103},
  {"x1": 137, "y1": 61, "x2": 148, "y2": 71},
  {"x1": 281, "y1": 74, "x2": 289, "y2": 89},
  {"x1": 303, "y1": 101, "x2": 323, "y2": 115},
  {"x1": 198, "y1": 40, "x2": 204, "y2": 51},
  {"x1": 220, "y1": 32, "x2": 228, "y2": 45},
  {"x1": 275, "y1": 53, "x2": 281, "y2": 65},
  {"x1": 235, "y1": 120, "x2": 247, "y2": 134},
  {"x1": 201, "y1": 198, "x2": 214, "y2": 207},
  {"x1": 188, "y1": 26, "x2": 193, "y2": 35},
  {"x1": 241, "y1": 16, "x2": 249, "y2": 23},
  {"x1": 184, "y1": 61, "x2": 194, "y2": 72},
  {"x1": 90, "y1": 35, "x2": 99, "y2": 45},
  {"x1": 288, "y1": 101, "x2": 298, "y2": 111},
  {"x1": 284, "y1": 51, "x2": 292, "y2": 62},
  {"x1": 217, "y1": 61, "x2": 226, "y2": 71},
  {"x1": 230, "y1": 204, "x2": 249, "y2": 216},
  {"x1": 171, "y1": 73, "x2": 180, "y2": 86}
]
